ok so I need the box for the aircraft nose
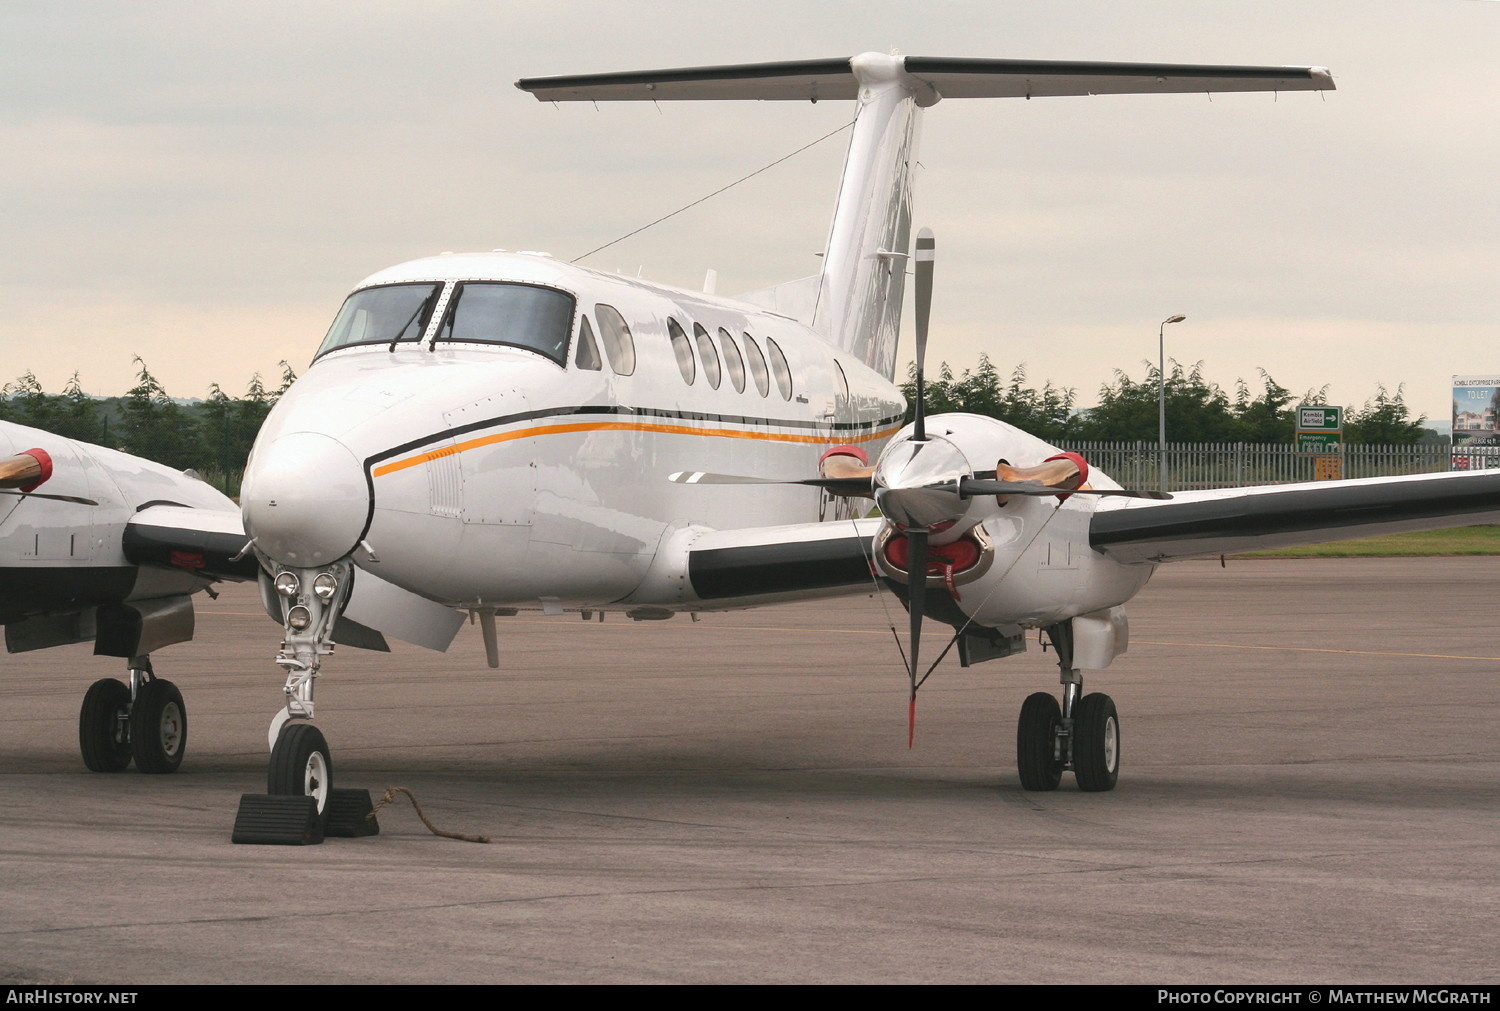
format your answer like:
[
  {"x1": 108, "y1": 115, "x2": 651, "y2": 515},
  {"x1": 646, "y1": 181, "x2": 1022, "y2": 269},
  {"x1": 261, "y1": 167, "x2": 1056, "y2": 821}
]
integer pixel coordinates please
[{"x1": 242, "y1": 432, "x2": 368, "y2": 567}]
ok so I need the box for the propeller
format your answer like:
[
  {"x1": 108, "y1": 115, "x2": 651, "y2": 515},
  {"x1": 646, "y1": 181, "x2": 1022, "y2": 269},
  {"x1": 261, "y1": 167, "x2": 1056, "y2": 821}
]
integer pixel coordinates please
[{"x1": 0, "y1": 450, "x2": 96, "y2": 505}]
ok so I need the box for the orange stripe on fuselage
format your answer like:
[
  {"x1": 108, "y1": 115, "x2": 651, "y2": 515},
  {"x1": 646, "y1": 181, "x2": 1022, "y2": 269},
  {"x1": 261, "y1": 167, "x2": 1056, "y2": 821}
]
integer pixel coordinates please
[{"x1": 371, "y1": 420, "x2": 904, "y2": 478}]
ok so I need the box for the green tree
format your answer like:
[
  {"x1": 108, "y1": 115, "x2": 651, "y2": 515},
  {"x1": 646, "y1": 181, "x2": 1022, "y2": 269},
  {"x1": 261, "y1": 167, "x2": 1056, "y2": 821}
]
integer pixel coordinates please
[
  {"x1": 118, "y1": 357, "x2": 197, "y2": 469},
  {"x1": 901, "y1": 356, "x2": 1076, "y2": 441},
  {"x1": 1345, "y1": 384, "x2": 1426, "y2": 445}
]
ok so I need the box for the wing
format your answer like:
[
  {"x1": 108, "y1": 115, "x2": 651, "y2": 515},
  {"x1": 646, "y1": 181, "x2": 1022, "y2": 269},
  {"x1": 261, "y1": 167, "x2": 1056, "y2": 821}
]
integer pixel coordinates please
[
  {"x1": 624, "y1": 518, "x2": 884, "y2": 610},
  {"x1": 1089, "y1": 470, "x2": 1500, "y2": 564},
  {"x1": 123, "y1": 504, "x2": 259, "y2": 582}
]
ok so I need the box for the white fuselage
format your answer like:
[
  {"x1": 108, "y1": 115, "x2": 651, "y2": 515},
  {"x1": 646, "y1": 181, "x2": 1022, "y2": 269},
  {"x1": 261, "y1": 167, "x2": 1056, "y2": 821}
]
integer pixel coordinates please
[{"x1": 244, "y1": 252, "x2": 906, "y2": 609}]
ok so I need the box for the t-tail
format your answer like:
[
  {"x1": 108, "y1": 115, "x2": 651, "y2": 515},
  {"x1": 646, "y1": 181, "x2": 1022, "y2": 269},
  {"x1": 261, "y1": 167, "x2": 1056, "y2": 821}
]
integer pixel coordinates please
[{"x1": 517, "y1": 53, "x2": 1333, "y2": 380}]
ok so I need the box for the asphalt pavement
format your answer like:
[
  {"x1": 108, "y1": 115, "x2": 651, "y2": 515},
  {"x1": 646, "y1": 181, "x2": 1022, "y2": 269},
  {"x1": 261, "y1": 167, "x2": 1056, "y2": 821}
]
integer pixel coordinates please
[{"x1": 0, "y1": 557, "x2": 1495, "y2": 984}]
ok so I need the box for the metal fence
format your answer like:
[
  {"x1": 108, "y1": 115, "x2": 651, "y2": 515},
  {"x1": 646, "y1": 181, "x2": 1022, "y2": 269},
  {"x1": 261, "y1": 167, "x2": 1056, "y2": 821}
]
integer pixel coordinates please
[{"x1": 1064, "y1": 442, "x2": 1500, "y2": 492}]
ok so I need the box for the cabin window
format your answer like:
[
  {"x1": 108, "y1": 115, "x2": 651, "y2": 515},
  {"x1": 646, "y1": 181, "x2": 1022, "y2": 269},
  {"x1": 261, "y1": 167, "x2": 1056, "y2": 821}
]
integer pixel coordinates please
[
  {"x1": 316, "y1": 282, "x2": 441, "y2": 357},
  {"x1": 433, "y1": 282, "x2": 575, "y2": 365},
  {"x1": 594, "y1": 304, "x2": 637, "y2": 376},
  {"x1": 742, "y1": 333, "x2": 770, "y2": 397},
  {"x1": 765, "y1": 337, "x2": 793, "y2": 401},
  {"x1": 718, "y1": 328, "x2": 745, "y2": 393},
  {"x1": 668, "y1": 318, "x2": 695, "y2": 384},
  {"x1": 575, "y1": 315, "x2": 603, "y2": 371},
  {"x1": 692, "y1": 323, "x2": 722, "y2": 390}
]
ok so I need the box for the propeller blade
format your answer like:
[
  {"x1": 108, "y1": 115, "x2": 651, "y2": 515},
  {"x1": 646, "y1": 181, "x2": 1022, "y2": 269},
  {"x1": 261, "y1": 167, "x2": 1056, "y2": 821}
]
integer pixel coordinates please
[
  {"x1": 0, "y1": 489, "x2": 99, "y2": 506},
  {"x1": 669, "y1": 471, "x2": 873, "y2": 495},
  {"x1": 905, "y1": 526, "x2": 927, "y2": 748},
  {"x1": 912, "y1": 227, "x2": 934, "y2": 443},
  {"x1": 957, "y1": 478, "x2": 1171, "y2": 500}
]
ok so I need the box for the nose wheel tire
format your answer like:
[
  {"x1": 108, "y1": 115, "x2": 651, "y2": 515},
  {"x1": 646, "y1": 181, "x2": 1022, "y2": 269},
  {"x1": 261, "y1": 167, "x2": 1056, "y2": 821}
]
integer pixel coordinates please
[
  {"x1": 1017, "y1": 692, "x2": 1064, "y2": 791},
  {"x1": 130, "y1": 679, "x2": 187, "y2": 774},
  {"x1": 79, "y1": 678, "x2": 133, "y2": 772},
  {"x1": 268, "y1": 723, "x2": 333, "y2": 818},
  {"x1": 1072, "y1": 692, "x2": 1120, "y2": 792}
]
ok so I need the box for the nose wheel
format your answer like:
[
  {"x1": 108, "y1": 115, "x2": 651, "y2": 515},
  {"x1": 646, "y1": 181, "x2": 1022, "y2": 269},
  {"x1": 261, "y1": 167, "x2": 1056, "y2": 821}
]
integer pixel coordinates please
[{"x1": 268, "y1": 722, "x2": 333, "y2": 819}]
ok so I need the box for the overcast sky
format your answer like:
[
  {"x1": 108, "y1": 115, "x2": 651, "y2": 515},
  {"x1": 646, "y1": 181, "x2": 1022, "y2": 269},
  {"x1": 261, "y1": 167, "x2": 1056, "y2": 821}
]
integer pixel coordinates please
[{"x1": 3, "y1": 1, "x2": 1496, "y2": 425}]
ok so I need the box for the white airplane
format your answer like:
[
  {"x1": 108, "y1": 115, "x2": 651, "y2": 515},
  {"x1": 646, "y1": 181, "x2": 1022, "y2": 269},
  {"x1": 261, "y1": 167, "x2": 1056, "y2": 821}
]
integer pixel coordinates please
[
  {"x1": 225, "y1": 53, "x2": 1500, "y2": 837},
  {"x1": 0, "y1": 420, "x2": 256, "y2": 773}
]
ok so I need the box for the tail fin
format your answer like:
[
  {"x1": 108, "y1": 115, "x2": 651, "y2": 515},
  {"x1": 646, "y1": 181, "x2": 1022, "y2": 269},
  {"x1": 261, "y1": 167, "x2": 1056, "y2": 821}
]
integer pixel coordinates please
[{"x1": 518, "y1": 54, "x2": 1332, "y2": 379}]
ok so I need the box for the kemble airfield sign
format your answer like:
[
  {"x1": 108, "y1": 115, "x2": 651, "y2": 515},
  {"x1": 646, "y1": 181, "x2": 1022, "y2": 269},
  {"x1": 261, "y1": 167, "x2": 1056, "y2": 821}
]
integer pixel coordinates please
[
  {"x1": 1296, "y1": 406, "x2": 1342, "y2": 481},
  {"x1": 1296, "y1": 406, "x2": 1343, "y2": 454},
  {"x1": 1451, "y1": 375, "x2": 1500, "y2": 471}
]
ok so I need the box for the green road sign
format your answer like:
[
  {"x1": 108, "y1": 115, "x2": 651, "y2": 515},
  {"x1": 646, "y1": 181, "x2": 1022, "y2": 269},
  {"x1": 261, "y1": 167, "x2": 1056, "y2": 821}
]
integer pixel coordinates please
[
  {"x1": 1297, "y1": 406, "x2": 1343, "y2": 432},
  {"x1": 1297, "y1": 431, "x2": 1342, "y2": 454}
]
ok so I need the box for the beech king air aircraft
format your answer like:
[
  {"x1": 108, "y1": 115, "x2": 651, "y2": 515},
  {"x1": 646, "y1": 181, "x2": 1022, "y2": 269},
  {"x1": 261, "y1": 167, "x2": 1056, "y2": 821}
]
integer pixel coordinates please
[
  {"x1": 219, "y1": 52, "x2": 1500, "y2": 828},
  {"x1": 0, "y1": 420, "x2": 255, "y2": 772}
]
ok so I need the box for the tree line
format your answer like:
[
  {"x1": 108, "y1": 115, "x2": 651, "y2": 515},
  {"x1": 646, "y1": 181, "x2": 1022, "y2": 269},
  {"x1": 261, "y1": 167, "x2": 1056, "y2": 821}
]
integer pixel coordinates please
[
  {"x1": 902, "y1": 355, "x2": 1431, "y2": 445},
  {"x1": 1, "y1": 353, "x2": 1435, "y2": 496},
  {"x1": 0, "y1": 359, "x2": 297, "y2": 493}
]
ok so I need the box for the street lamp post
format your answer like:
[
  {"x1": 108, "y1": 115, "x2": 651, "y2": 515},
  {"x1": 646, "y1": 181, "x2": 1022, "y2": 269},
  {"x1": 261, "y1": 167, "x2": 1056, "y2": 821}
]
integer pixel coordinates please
[{"x1": 1158, "y1": 315, "x2": 1186, "y2": 494}]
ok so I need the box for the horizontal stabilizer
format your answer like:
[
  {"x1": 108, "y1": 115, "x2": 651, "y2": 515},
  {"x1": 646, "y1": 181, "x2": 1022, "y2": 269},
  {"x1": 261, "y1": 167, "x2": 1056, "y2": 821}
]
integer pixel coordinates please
[
  {"x1": 517, "y1": 55, "x2": 1333, "y2": 103},
  {"x1": 1091, "y1": 470, "x2": 1500, "y2": 564}
]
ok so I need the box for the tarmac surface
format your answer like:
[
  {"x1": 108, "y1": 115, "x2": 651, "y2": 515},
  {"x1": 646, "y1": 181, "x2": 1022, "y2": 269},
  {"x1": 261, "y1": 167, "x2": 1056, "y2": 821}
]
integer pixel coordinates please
[{"x1": 0, "y1": 557, "x2": 1496, "y2": 985}]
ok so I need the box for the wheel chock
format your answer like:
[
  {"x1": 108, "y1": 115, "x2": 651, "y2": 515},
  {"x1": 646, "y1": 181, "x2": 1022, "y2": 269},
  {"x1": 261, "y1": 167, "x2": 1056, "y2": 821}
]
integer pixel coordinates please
[
  {"x1": 324, "y1": 787, "x2": 380, "y2": 838},
  {"x1": 231, "y1": 794, "x2": 325, "y2": 845}
]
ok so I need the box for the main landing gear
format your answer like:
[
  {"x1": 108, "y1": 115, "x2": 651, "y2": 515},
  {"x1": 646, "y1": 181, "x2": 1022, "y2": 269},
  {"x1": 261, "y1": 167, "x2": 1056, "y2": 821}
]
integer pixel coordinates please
[
  {"x1": 1016, "y1": 622, "x2": 1119, "y2": 792},
  {"x1": 78, "y1": 655, "x2": 187, "y2": 774}
]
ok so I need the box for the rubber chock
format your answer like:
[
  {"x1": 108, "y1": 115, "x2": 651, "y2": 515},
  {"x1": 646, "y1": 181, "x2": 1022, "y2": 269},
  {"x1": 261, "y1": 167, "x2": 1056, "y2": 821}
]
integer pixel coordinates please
[
  {"x1": 230, "y1": 794, "x2": 324, "y2": 845},
  {"x1": 324, "y1": 788, "x2": 380, "y2": 838}
]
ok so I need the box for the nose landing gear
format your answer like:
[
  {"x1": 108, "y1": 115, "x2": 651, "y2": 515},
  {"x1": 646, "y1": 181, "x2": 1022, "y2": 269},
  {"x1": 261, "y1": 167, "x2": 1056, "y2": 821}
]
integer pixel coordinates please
[{"x1": 233, "y1": 561, "x2": 378, "y2": 844}]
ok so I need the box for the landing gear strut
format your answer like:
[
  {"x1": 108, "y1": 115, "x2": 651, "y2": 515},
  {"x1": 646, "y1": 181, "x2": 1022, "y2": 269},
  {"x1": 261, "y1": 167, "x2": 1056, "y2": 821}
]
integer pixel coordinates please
[
  {"x1": 1016, "y1": 622, "x2": 1119, "y2": 792},
  {"x1": 264, "y1": 563, "x2": 351, "y2": 808},
  {"x1": 77, "y1": 656, "x2": 186, "y2": 774}
]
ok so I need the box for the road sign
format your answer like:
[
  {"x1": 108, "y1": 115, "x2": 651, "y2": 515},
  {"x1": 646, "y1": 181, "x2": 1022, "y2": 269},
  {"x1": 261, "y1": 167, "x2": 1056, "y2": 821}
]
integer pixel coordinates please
[
  {"x1": 1298, "y1": 406, "x2": 1343, "y2": 432},
  {"x1": 1296, "y1": 405, "x2": 1343, "y2": 457},
  {"x1": 1297, "y1": 432, "x2": 1342, "y2": 454}
]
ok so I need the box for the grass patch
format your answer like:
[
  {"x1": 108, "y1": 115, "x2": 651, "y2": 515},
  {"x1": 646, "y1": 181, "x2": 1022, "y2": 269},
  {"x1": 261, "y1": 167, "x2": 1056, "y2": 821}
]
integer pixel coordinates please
[{"x1": 1235, "y1": 525, "x2": 1500, "y2": 558}]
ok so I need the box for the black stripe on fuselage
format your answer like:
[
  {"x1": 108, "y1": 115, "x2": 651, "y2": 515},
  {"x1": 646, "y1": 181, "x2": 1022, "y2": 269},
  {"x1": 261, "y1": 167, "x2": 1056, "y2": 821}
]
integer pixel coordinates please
[
  {"x1": 354, "y1": 404, "x2": 904, "y2": 561},
  {"x1": 367, "y1": 404, "x2": 906, "y2": 467},
  {"x1": 688, "y1": 536, "x2": 874, "y2": 600}
]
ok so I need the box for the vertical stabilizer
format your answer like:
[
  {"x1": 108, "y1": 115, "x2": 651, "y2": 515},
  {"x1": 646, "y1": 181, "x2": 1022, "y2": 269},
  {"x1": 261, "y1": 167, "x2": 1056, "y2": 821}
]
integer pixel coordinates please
[
  {"x1": 810, "y1": 54, "x2": 933, "y2": 379},
  {"x1": 517, "y1": 54, "x2": 1333, "y2": 380}
]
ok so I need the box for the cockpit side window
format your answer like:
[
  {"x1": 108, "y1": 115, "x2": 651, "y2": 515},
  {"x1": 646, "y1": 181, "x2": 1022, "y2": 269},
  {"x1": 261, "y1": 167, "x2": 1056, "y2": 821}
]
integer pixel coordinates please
[
  {"x1": 594, "y1": 304, "x2": 636, "y2": 376},
  {"x1": 433, "y1": 282, "x2": 574, "y2": 365},
  {"x1": 668, "y1": 318, "x2": 695, "y2": 384},
  {"x1": 316, "y1": 282, "x2": 441, "y2": 358},
  {"x1": 575, "y1": 315, "x2": 603, "y2": 371}
]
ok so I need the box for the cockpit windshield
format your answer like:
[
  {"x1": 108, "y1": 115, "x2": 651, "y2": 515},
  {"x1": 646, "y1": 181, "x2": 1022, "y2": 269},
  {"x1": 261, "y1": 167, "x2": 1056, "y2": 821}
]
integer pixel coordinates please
[
  {"x1": 316, "y1": 283, "x2": 440, "y2": 357},
  {"x1": 433, "y1": 282, "x2": 574, "y2": 365}
]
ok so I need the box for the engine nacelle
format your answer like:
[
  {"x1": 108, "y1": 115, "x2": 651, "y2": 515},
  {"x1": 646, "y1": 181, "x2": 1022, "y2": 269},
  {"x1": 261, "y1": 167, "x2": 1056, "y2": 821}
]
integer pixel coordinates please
[{"x1": 872, "y1": 413, "x2": 1153, "y2": 659}]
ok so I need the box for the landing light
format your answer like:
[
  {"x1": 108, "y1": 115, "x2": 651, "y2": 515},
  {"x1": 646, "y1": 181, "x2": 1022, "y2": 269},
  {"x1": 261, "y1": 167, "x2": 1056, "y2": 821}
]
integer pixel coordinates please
[
  {"x1": 274, "y1": 571, "x2": 301, "y2": 598},
  {"x1": 312, "y1": 573, "x2": 339, "y2": 601},
  {"x1": 286, "y1": 605, "x2": 312, "y2": 631}
]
